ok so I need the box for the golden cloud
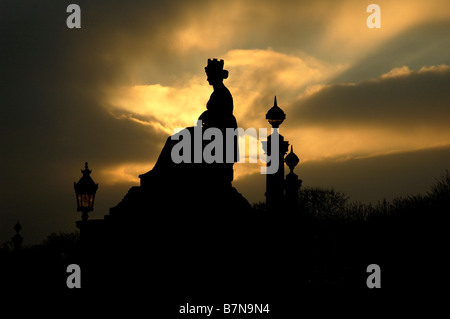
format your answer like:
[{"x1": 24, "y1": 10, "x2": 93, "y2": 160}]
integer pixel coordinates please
[
  {"x1": 105, "y1": 77, "x2": 210, "y2": 134},
  {"x1": 286, "y1": 64, "x2": 450, "y2": 163},
  {"x1": 100, "y1": 162, "x2": 155, "y2": 185}
]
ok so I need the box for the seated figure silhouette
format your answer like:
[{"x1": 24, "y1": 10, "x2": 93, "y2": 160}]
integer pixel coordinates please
[
  {"x1": 110, "y1": 59, "x2": 248, "y2": 220},
  {"x1": 82, "y1": 60, "x2": 274, "y2": 296},
  {"x1": 198, "y1": 58, "x2": 237, "y2": 130},
  {"x1": 139, "y1": 58, "x2": 239, "y2": 190}
]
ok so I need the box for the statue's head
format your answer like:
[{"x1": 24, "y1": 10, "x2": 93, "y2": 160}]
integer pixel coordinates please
[{"x1": 205, "y1": 58, "x2": 228, "y2": 85}]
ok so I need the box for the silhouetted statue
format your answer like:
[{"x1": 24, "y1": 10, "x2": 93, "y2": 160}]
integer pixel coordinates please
[
  {"x1": 139, "y1": 58, "x2": 239, "y2": 189},
  {"x1": 88, "y1": 59, "x2": 253, "y2": 297},
  {"x1": 199, "y1": 58, "x2": 237, "y2": 130},
  {"x1": 109, "y1": 59, "x2": 249, "y2": 222}
]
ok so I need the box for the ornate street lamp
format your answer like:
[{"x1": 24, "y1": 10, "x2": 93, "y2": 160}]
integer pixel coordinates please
[{"x1": 74, "y1": 162, "x2": 98, "y2": 221}]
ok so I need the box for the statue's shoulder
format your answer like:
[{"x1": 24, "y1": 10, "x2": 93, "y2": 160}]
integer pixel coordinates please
[
  {"x1": 220, "y1": 84, "x2": 232, "y2": 97},
  {"x1": 218, "y1": 85, "x2": 233, "y2": 105}
]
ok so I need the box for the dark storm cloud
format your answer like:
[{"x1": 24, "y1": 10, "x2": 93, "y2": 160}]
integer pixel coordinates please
[
  {"x1": 0, "y1": 0, "x2": 199, "y2": 243},
  {"x1": 290, "y1": 65, "x2": 450, "y2": 131},
  {"x1": 331, "y1": 20, "x2": 450, "y2": 84},
  {"x1": 300, "y1": 145, "x2": 450, "y2": 203},
  {"x1": 0, "y1": 0, "x2": 184, "y2": 168}
]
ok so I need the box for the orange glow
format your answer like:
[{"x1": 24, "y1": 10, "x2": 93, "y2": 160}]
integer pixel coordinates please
[
  {"x1": 285, "y1": 126, "x2": 450, "y2": 164},
  {"x1": 100, "y1": 162, "x2": 155, "y2": 185},
  {"x1": 105, "y1": 79, "x2": 210, "y2": 134}
]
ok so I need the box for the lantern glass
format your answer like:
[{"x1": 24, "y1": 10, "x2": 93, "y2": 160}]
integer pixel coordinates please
[
  {"x1": 77, "y1": 194, "x2": 82, "y2": 209},
  {"x1": 76, "y1": 193, "x2": 94, "y2": 211},
  {"x1": 82, "y1": 194, "x2": 90, "y2": 208}
]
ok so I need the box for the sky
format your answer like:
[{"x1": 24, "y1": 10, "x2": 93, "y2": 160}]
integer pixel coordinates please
[{"x1": 1, "y1": 0, "x2": 450, "y2": 245}]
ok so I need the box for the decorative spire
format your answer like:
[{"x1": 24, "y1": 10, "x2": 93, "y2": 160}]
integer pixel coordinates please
[
  {"x1": 14, "y1": 220, "x2": 21, "y2": 234},
  {"x1": 284, "y1": 145, "x2": 302, "y2": 209},
  {"x1": 285, "y1": 145, "x2": 300, "y2": 172},
  {"x1": 266, "y1": 96, "x2": 286, "y2": 128},
  {"x1": 12, "y1": 220, "x2": 23, "y2": 251},
  {"x1": 82, "y1": 162, "x2": 92, "y2": 176}
]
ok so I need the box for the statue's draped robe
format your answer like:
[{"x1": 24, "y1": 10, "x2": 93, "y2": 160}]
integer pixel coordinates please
[
  {"x1": 142, "y1": 83, "x2": 238, "y2": 187},
  {"x1": 200, "y1": 83, "x2": 237, "y2": 130}
]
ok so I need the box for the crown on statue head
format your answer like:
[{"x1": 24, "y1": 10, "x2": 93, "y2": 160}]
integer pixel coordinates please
[
  {"x1": 205, "y1": 58, "x2": 228, "y2": 79},
  {"x1": 205, "y1": 58, "x2": 224, "y2": 71}
]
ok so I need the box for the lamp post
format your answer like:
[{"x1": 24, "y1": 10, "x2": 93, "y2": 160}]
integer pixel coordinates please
[
  {"x1": 74, "y1": 162, "x2": 98, "y2": 222},
  {"x1": 262, "y1": 97, "x2": 289, "y2": 212}
]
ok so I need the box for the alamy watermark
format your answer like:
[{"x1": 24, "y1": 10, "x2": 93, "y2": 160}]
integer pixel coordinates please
[
  {"x1": 170, "y1": 121, "x2": 280, "y2": 174},
  {"x1": 366, "y1": 4, "x2": 381, "y2": 29},
  {"x1": 66, "y1": 4, "x2": 381, "y2": 29},
  {"x1": 66, "y1": 4, "x2": 81, "y2": 29},
  {"x1": 366, "y1": 264, "x2": 381, "y2": 288}
]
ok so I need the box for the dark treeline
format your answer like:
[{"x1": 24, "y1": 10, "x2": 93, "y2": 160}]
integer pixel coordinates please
[
  {"x1": 255, "y1": 170, "x2": 449, "y2": 224},
  {"x1": 252, "y1": 170, "x2": 448, "y2": 289},
  {"x1": 0, "y1": 171, "x2": 448, "y2": 308}
]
